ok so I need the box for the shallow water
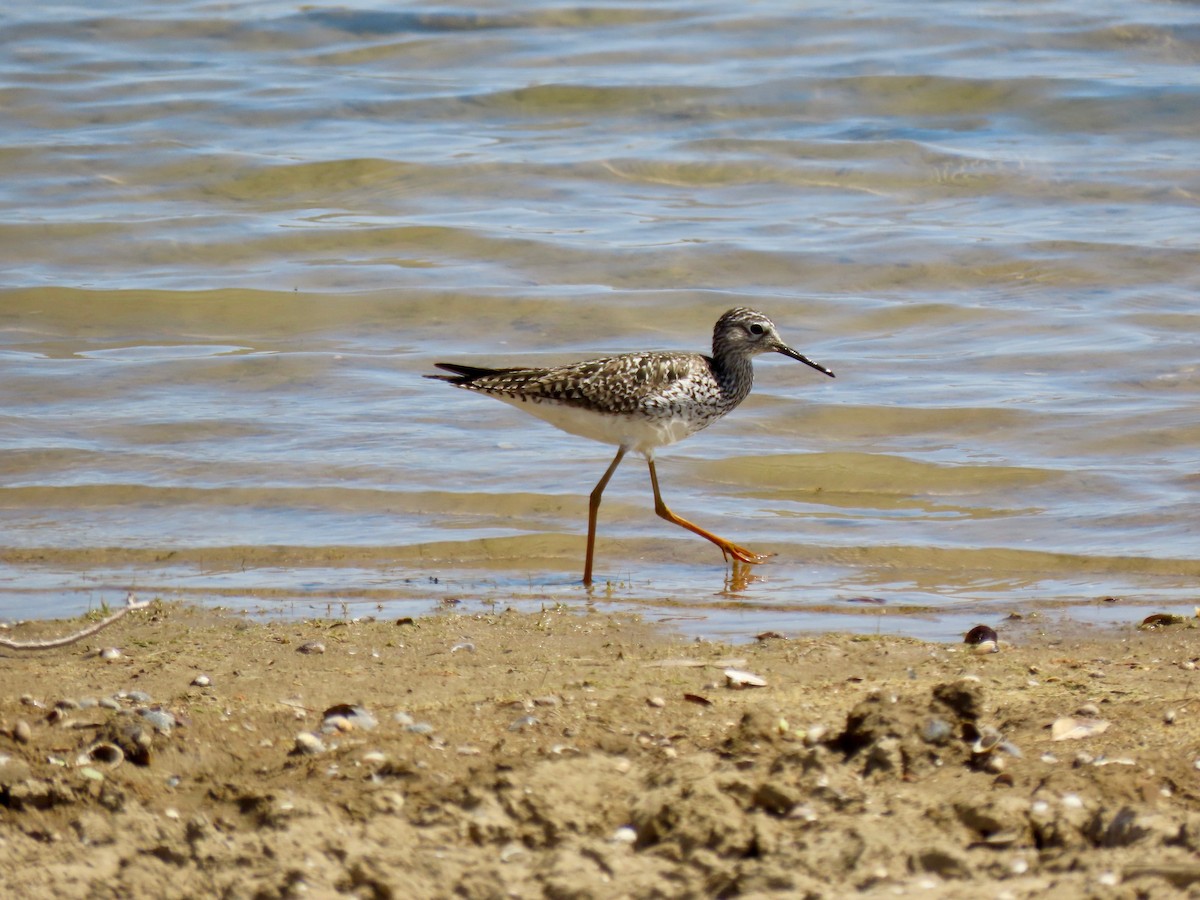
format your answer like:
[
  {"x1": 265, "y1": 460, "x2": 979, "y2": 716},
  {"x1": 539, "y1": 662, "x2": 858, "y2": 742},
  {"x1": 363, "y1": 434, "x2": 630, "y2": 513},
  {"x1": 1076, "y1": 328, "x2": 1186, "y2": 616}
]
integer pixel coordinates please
[{"x1": 2, "y1": 1, "x2": 1199, "y2": 640}]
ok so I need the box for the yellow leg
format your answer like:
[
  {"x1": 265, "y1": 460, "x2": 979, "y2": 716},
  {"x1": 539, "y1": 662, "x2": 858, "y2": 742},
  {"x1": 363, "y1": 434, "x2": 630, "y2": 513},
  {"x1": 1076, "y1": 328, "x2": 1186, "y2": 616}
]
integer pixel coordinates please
[
  {"x1": 584, "y1": 447, "x2": 626, "y2": 586},
  {"x1": 647, "y1": 458, "x2": 770, "y2": 565}
]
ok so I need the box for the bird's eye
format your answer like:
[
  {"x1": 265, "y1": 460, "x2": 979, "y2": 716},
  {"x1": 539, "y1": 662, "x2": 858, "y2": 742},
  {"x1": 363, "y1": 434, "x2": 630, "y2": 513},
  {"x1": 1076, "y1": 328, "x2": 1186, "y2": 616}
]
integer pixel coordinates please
[{"x1": 748, "y1": 323, "x2": 765, "y2": 336}]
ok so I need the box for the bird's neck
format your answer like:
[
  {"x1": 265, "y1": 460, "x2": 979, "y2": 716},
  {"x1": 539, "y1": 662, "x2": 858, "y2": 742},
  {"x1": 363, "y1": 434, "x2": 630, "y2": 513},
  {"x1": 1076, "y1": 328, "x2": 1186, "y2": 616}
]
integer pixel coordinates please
[{"x1": 710, "y1": 353, "x2": 754, "y2": 406}]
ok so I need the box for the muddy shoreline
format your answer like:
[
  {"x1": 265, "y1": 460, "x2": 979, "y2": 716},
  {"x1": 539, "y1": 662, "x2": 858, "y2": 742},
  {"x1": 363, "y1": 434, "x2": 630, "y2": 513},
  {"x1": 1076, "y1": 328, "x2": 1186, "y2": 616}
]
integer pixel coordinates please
[{"x1": 1, "y1": 602, "x2": 1198, "y2": 898}]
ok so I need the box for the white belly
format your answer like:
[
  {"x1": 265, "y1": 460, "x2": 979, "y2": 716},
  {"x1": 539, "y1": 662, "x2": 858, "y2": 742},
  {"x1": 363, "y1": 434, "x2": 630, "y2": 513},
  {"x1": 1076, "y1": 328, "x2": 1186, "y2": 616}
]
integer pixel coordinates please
[{"x1": 498, "y1": 397, "x2": 698, "y2": 456}]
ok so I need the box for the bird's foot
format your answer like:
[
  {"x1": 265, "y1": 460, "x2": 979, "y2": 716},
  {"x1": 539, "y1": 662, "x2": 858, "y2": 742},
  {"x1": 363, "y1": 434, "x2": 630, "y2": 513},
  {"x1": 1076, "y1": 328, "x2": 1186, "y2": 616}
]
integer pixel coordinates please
[{"x1": 720, "y1": 543, "x2": 773, "y2": 565}]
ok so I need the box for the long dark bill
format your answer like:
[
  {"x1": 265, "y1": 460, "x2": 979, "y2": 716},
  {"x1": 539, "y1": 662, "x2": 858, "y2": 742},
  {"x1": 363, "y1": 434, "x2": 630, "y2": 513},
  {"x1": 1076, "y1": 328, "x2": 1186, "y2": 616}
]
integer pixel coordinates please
[{"x1": 775, "y1": 344, "x2": 835, "y2": 378}]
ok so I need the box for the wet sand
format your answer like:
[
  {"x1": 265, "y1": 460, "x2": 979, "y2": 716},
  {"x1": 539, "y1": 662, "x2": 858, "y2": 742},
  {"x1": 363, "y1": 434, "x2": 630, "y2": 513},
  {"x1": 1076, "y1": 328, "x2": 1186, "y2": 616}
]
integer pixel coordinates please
[{"x1": 1, "y1": 601, "x2": 1198, "y2": 898}]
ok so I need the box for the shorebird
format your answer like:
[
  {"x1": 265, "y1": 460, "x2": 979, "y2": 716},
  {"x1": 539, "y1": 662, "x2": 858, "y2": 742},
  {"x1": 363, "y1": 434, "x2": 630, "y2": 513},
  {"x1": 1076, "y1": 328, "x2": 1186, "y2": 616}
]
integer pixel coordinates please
[{"x1": 427, "y1": 307, "x2": 834, "y2": 585}]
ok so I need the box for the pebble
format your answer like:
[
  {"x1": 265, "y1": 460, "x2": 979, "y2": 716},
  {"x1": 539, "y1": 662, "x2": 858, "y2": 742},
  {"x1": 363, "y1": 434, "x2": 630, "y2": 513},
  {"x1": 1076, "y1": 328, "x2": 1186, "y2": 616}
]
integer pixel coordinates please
[
  {"x1": 191, "y1": 674, "x2": 212, "y2": 687},
  {"x1": 646, "y1": 697, "x2": 666, "y2": 708},
  {"x1": 611, "y1": 826, "x2": 638, "y2": 844},
  {"x1": 372, "y1": 791, "x2": 405, "y2": 814},
  {"x1": 297, "y1": 641, "x2": 325, "y2": 655},
  {"x1": 139, "y1": 709, "x2": 177, "y2": 734},
  {"x1": 98, "y1": 647, "x2": 122, "y2": 660},
  {"x1": 920, "y1": 717, "x2": 953, "y2": 745},
  {"x1": 803, "y1": 725, "x2": 827, "y2": 747},
  {"x1": 508, "y1": 715, "x2": 540, "y2": 732},
  {"x1": 13, "y1": 721, "x2": 32, "y2": 744},
  {"x1": 293, "y1": 732, "x2": 325, "y2": 755}
]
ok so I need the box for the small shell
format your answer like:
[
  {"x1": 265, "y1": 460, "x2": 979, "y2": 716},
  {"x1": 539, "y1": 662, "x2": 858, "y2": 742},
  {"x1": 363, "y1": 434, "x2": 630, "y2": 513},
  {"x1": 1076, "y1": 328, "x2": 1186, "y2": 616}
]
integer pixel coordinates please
[
  {"x1": 1051, "y1": 716, "x2": 1110, "y2": 741},
  {"x1": 78, "y1": 742, "x2": 124, "y2": 768},
  {"x1": 972, "y1": 727, "x2": 1003, "y2": 755},
  {"x1": 191, "y1": 674, "x2": 211, "y2": 687},
  {"x1": 322, "y1": 704, "x2": 378, "y2": 731},
  {"x1": 297, "y1": 641, "x2": 325, "y2": 655},
  {"x1": 508, "y1": 715, "x2": 540, "y2": 732},
  {"x1": 450, "y1": 641, "x2": 475, "y2": 654},
  {"x1": 98, "y1": 647, "x2": 122, "y2": 660},
  {"x1": 724, "y1": 668, "x2": 767, "y2": 688},
  {"x1": 963, "y1": 625, "x2": 998, "y2": 646}
]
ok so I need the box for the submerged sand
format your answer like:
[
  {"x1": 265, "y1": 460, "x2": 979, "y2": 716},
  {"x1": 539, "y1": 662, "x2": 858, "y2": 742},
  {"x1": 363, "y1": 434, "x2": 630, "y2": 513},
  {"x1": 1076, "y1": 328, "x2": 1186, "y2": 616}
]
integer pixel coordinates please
[{"x1": 1, "y1": 601, "x2": 1198, "y2": 898}]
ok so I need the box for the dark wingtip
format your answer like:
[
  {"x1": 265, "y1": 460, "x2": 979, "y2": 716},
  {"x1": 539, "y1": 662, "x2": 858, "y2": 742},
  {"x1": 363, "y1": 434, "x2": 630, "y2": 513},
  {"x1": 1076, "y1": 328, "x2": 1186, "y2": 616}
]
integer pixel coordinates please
[{"x1": 425, "y1": 362, "x2": 502, "y2": 385}]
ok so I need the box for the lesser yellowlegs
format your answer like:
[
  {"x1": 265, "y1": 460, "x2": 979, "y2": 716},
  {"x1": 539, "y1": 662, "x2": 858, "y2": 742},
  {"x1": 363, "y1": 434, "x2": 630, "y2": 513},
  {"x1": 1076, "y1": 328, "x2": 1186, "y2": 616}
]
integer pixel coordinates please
[{"x1": 427, "y1": 307, "x2": 834, "y2": 585}]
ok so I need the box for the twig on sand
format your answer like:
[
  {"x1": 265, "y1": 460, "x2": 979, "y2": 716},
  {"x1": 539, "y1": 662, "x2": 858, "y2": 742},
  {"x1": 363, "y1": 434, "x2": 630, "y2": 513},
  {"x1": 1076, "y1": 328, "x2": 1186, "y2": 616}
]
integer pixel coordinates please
[{"x1": 0, "y1": 594, "x2": 150, "y2": 652}]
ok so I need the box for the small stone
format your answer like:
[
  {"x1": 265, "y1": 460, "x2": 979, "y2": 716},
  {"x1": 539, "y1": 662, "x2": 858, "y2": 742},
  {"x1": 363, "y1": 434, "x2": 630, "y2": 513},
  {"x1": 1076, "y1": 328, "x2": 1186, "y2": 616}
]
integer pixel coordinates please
[
  {"x1": 372, "y1": 791, "x2": 405, "y2": 814},
  {"x1": 297, "y1": 641, "x2": 325, "y2": 655},
  {"x1": 646, "y1": 697, "x2": 666, "y2": 708},
  {"x1": 724, "y1": 668, "x2": 767, "y2": 688},
  {"x1": 611, "y1": 826, "x2": 637, "y2": 844},
  {"x1": 293, "y1": 732, "x2": 325, "y2": 755},
  {"x1": 803, "y1": 725, "x2": 827, "y2": 747},
  {"x1": 138, "y1": 709, "x2": 176, "y2": 735},
  {"x1": 99, "y1": 647, "x2": 122, "y2": 660},
  {"x1": 921, "y1": 717, "x2": 953, "y2": 745},
  {"x1": 191, "y1": 674, "x2": 211, "y2": 687},
  {"x1": 13, "y1": 721, "x2": 32, "y2": 744}
]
